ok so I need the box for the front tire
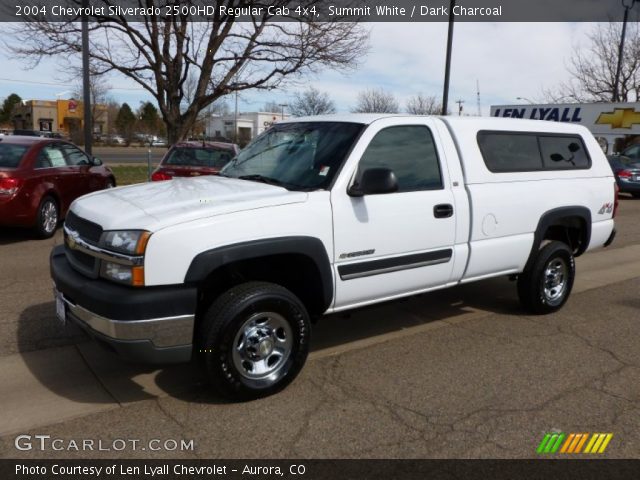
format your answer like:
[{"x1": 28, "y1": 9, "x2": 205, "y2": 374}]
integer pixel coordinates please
[
  {"x1": 517, "y1": 241, "x2": 575, "y2": 314},
  {"x1": 197, "y1": 282, "x2": 311, "y2": 400},
  {"x1": 35, "y1": 196, "x2": 59, "y2": 239}
]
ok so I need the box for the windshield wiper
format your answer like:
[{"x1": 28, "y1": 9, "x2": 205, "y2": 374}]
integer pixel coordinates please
[{"x1": 238, "y1": 174, "x2": 308, "y2": 191}]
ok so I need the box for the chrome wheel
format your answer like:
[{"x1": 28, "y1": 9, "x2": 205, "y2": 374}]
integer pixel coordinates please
[
  {"x1": 41, "y1": 200, "x2": 58, "y2": 234},
  {"x1": 232, "y1": 311, "x2": 293, "y2": 383},
  {"x1": 543, "y1": 258, "x2": 568, "y2": 304}
]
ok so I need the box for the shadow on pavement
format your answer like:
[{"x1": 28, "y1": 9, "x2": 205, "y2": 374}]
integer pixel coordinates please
[
  {"x1": 0, "y1": 227, "x2": 39, "y2": 246},
  {"x1": 17, "y1": 277, "x2": 524, "y2": 406}
]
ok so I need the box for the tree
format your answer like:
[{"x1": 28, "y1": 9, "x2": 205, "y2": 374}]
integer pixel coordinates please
[
  {"x1": 352, "y1": 88, "x2": 399, "y2": 113},
  {"x1": 405, "y1": 94, "x2": 441, "y2": 115},
  {"x1": 115, "y1": 103, "x2": 136, "y2": 143},
  {"x1": 0, "y1": 93, "x2": 22, "y2": 125},
  {"x1": 289, "y1": 87, "x2": 336, "y2": 117},
  {"x1": 545, "y1": 23, "x2": 640, "y2": 103},
  {"x1": 138, "y1": 102, "x2": 161, "y2": 135},
  {"x1": 9, "y1": 2, "x2": 368, "y2": 143},
  {"x1": 263, "y1": 101, "x2": 283, "y2": 114}
]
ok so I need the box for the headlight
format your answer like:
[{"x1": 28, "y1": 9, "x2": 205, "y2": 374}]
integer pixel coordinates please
[
  {"x1": 101, "y1": 230, "x2": 151, "y2": 255},
  {"x1": 101, "y1": 262, "x2": 145, "y2": 287}
]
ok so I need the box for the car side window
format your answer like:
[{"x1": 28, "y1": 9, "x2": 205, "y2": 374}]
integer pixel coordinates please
[
  {"x1": 357, "y1": 125, "x2": 443, "y2": 192},
  {"x1": 60, "y1": 144, "x2": 90, "y2": 166},
  {"x1": 539, "y1": 136, "x2": 590, "y2": 170},
  {"x1": 477, "y1": 133, "x2": 543, "y2": 172},
  {"x1": 37, "y1": 145, "x2": 66, "y2": 168}
]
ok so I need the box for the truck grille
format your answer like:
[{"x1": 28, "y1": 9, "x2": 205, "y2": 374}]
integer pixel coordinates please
[
  {"x1": 64, "y1": 212, "x2": 103, "y2": 278},
  {"x1": 65, "y1": 211, "x2": 103, "y2": 245}
]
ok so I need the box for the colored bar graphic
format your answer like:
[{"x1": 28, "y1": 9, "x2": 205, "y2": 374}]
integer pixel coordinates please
[
  {"x1": 537, "y1": 434, "x2": 552, "y2": 454},
  {"x1": 574, "y1": 433, "x2": 588, "y2": 453},
  {"x1": 538, "y1": 432, "x2": 613, "y2": 454},
  {"x1": 560, "y1": 434, "x2": 575, "y2": 453},
  {"x1": 550, "y1": 433, "x2": 565, "y2": 453},
  {"x1": 598, "y1": 434, "x2": 613, "y2": 453}
]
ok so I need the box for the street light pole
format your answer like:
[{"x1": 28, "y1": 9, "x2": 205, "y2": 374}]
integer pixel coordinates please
[
  {"x1": 441, "y1": 0, "x2": 456, "y2": 115},
  {"x1": 516, "y1": 96, "x2": 535, "y2": 104},
  {"x1": 279, "y1": 103, "x2": 288, "y2": 120},
  {"x1": 81, "y1": 0, "x2": 92, "y2": 155},
  {"x1": 613, "y1": 0, "x2": 638, "y2": 102}
]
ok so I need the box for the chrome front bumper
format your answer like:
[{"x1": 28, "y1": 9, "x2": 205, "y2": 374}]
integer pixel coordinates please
[{"x1": 60, "y1": 292, "x2": 195, "y2": 348}]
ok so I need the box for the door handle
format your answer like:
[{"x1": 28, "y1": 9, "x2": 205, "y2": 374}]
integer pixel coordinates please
[{"x1": 433, "y1": 204, "x2": 454, "y2": 218}]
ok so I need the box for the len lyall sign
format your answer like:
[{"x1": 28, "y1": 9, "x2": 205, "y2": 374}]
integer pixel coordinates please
[{"x1": 490, "y1": 102, "x2": 640, "y2": 136}]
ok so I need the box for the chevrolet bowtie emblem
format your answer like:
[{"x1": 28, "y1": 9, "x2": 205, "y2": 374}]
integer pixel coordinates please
[{"x1": 596, "y1": 108, "x2": 640, "y2": 129}]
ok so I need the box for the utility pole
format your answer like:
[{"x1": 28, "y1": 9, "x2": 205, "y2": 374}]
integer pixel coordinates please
[
  {"x1": 81, "y1": 0, "x2": 92, "y2": 155},
  {"x1": 456, "y1": 99, "x2": 464, "y2": 116},
  {"x1": 613, "y1": 0, "x2": 638, "y2": 102},
  {"x1": 441, "y1": 0, "x2": 456, "y2": 115}
]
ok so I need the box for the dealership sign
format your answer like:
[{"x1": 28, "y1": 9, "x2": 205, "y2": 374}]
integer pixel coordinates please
[{"x1": 490, "y1": 102, "x2": 640, "y2": 136}]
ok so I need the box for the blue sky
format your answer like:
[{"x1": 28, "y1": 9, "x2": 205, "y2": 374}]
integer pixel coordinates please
[{"x1": 0, "y1": 22, "x2": 595, "y2": 116}]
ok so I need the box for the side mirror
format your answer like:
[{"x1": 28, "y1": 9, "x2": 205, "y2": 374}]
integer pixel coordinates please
[
  {"x1": 568, "y1": 142, "x2": 581, "y2": 153},
  {"x1": 91, "y1": 156, "x2": 103, "y2": 166},
  {"x1": 550, "y1": 153, "x2": 564, "y2": 163},
  {"x1": 348, "y1": 167, "x2": 399, "y2": 197}
]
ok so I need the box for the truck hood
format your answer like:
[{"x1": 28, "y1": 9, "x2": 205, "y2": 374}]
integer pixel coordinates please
[{"x1": 71, "y1": 176, "x2": 308, "y2": 231}]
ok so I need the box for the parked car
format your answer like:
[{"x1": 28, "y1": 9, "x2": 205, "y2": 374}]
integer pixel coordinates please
[
  {"x1": 608, "y1": 154, "x2": 640, "y2": 198},
  {"x1": 150, "y1": 141, "x2": 239, "y2": 181},
  {"x1": 622, "y1": 144, "x2": 640, "y2": 161},
  {"x1": 0, "y1": 136, "x2": 115, "y2": 238},
  {"x1": 150, "y1": 137, "x2": 168, "y2": 147},
  {"x1": 51, "y1": 115, "x2": 616, "y2": 400},
  {"x1": 12, "y1": 129, "x2": 41, "y2": 137}
]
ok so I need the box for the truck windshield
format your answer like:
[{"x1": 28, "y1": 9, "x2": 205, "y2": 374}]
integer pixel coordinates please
[{"x1": 220, "y1": 122, "x2": 364, "y2": 190}]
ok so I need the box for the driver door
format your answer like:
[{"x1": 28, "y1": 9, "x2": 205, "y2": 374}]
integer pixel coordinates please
[{"x1": 330, "y1": 118, "x2": 457, "y2": 309}]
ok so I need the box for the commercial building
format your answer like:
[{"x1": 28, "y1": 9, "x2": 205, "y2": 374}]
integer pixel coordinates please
[
  {"x1": 12, "y1": 99, "x2": 108, "y2": 138},
  {"x1": 206, "y1": 111, "x2": 290, "y2": 146}
]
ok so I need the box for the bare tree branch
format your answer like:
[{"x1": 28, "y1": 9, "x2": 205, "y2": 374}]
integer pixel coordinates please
[{"x1": 6, "y1": 0, "x2": 369, "y2": 143}]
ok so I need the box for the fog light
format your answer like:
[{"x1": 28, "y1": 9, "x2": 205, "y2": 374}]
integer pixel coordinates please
[{"x1": 101, "y1": 262, "x2": 144, "y2": 286}]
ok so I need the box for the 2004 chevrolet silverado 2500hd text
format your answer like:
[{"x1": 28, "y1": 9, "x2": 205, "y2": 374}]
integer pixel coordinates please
[{"x1": 50, "y1": 115, "x2": 617, "y2": 399}]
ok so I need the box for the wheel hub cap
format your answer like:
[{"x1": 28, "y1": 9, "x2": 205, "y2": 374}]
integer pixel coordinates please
[
  {"x1": 232, "y1": 312, "x2": 293, "y2": 382},
  {"x1": 543, "y1": 258, "x2": 568, "y2": 303}
]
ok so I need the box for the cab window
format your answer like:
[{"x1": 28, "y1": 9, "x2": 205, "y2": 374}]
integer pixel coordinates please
[{"x1": 358, "y1": 125, "x2": 443, "y2": 192}]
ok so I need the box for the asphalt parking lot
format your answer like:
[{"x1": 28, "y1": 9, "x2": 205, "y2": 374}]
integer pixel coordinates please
[{"x1": 0, "y1": 196, "x2": 639, "y2": 459}]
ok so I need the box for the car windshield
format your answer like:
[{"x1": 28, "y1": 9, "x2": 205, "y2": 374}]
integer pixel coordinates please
[
  {"x1": 220, "y1": 122, "x2": 364, "y2": 190},
  {"x1": 164, "y1": 147, "x2": 234, "y2": 168},
  {"x1": 0, "y1": 143, "x2": 29, "y2": 168}
]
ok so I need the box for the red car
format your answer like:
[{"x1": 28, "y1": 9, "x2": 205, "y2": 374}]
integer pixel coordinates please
[
  {"x1": 0, "y1": 136, "x2": 115, "y2": 238},
  {"x1": 151, "y1": 141, "x2": 239, "y2": 181}
]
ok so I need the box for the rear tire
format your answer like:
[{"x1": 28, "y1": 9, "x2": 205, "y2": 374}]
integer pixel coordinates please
[
  {"x1": 35, "y1": 196, "x2": 59, "y2": 239},
  {"x1": 632, "y1": 192, "x2": 640, "y2": 199},
  {"x1": 196, "y1": 281, "x2": 311, "y2": 401},
  {"x1": 517, "y1": 241, "x2": 575, "y2": 314}
]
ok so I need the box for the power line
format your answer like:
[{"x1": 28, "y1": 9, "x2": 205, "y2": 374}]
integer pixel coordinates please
[{"x1": 0, "y1": 77, "x2": 143, "y2": 91}]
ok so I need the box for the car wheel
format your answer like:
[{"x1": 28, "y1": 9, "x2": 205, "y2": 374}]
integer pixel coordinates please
[
  {"x1": 517, "y1": 241, "x2": 575, "y2": 314},
  {"x1": 106, "y1": 178, "x2": 115, "y2": 189},
  {"x1": 632, "y1": 193, "x2": 640, "y2": 199},
  {"x1": 35, "y1": 196, "x2": 59, "y2": 239},
  {"x1": 197, "y1": 281, "x2": 311, "y2": 401}
]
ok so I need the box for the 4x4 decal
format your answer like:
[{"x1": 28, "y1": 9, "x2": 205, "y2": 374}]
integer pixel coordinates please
[{"x1": 598, "y1": 203, "x2": 613, "y2": 215}]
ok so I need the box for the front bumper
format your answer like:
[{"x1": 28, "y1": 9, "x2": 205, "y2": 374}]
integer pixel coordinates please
[{"x1": 50, "y1": 245, "x2": 197, "y2": 364}]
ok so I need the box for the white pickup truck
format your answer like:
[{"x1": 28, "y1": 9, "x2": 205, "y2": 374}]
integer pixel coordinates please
[{"x1": 51, "y1": 114, "x2": 617, "y2": 399}]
